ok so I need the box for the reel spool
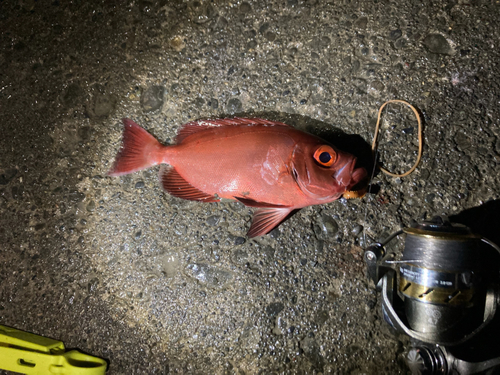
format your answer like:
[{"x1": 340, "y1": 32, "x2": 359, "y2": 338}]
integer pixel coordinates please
[{"x1": 399, "y1": 219, "x2": 486, "y2": 339}]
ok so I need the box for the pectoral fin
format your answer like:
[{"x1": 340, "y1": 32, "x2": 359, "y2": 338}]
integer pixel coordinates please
[
  {"x1": 247, "y1": 207, "x2": 293, "y2": 237},
  {"x1": 159, "y1": 166, "x2": 220, "y2": 202},
  {"x1": 233, "y1": 197, "x2": 295, "y2": 237}
]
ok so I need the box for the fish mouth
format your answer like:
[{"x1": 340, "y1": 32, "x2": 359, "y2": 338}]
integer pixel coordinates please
[{"x1": 350, "y1": 166, "x2": 368, "y2": 188}]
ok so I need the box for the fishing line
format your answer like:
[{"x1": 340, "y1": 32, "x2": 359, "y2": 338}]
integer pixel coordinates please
[
  {"x1": 371, "y1": 99, "x2": 423, "y2": 177},
  {"x1": 362, "y1": 103, "x2": 387, "y2": 247},
  {"x1": 362, "y1": 147, "x2": 378, "y2": 247},
  {"x1": 362, "y1": 99, "x2": 423, "y2": 246}
]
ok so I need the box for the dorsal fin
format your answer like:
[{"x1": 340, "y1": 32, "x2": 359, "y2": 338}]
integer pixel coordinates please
[
  {"x1": 176, "y1": 117, "x2": 292, "y2": 143},
  {"x1": 159, "y1": 166, "x2": 220, "y2": 202}
]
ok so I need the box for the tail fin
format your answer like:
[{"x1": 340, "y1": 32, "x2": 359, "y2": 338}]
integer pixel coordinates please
[{"x1": 108, "y1": 119, "x2": 164, "y2": 176}]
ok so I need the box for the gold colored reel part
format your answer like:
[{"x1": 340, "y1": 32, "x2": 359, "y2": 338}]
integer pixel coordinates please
[{"x1": 399, "y1": 276, "x2": 475, "y2": 307}]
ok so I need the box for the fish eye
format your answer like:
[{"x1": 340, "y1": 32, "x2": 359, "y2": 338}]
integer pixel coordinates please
[
  {"x1": 319, "y1": 152, "x2": 331, "y2": 163},
  {"x1": 313, "y1": 145, "x2": 336, "y2": 167}
]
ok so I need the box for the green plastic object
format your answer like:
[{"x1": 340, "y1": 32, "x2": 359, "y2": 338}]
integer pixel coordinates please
[{"x1": 0, "y1": 324, "x2": 107, "y2": 375}]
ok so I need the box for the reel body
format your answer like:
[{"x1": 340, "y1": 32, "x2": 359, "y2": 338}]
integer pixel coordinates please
[{"x1": 365, "y1": 217, "x2": 500, "y2": 374}]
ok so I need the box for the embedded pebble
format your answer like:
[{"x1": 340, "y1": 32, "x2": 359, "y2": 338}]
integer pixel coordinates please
[
  {"x1": 315, "y1": 310, "x2": 329, "y2": 326},
  {"x1": 206, "y1": 215, "x2": 220, "y2": 226},
  {"x1": 420, "y1": 169, "x2": 431, "y2": 180},
  {"x1": 34, "y1": 223, "x2": 45, "y2": 231},
  {"x1": 455, "y1": 132, "x2": 470, "y2": 150},
  {"x1": 261, "y1": 246, "x2": 275, "y2": 263},
  {"x1": 169, "y1": 36, "x2": 185, "y2": 51},
  {"x1": 192, "y1": 3, "x2": 217, "y2": 24},
  {"x1": 194, "y1": 97, "x2": 205, "y2": 108},
  {"x1": 69, "y1": 191, "x2": 85, "y2": 203},
  {"x1": 11, "y1": 185, "x2": 23, "y2": 200},
  {"x1": 351, "y1": 59, "x2": 360, "y2": 72},
  {"x1": 265, "y1": 302, "x2": 284, "y2": 317},
  {"x1": 425, "y1": 193, "x2": 436, "y2": 204},
  {"x1": 233, "y1": 249, "x2": 248, "y2": 264},
  {"x1": 239, "y1": 2, "x2": 252, "y2": 13},
  {"x1": 351, "y1": 224, "x2": 363, "y2": 236},
  {"x1": 239, "y1": 327, "x2": 260, "y2": 349},
  {"x1": 264, "y1": 31, "x2": 276, "y2": 41},
  {"x1": 135, "y1": 181, "x2": 145, "y2": 189},
  {"x1": 269, "y1": 227, "x2": 281, "y2": 239},
  {"x1": 247, "y1": 40, "x2": 257, "y2": 50},
  {"x1": 259, "y1": 22, "x2": 269, "y2": 34},
  {"x1": 313, "y1": 215, "x2": 339, "y2": 240},
  {"x1": 208, "y1": 98, "x2": 219, "y2": 109},
  {"x1": 227, "y1": 98, "x2": 242, "y2": 113},
  {"x1": 86, "y1": 200, "x2": 96, "y2": 212},
  {"x1": 389, "y1": 29, "x2": 402, "y2": 40},
  {"x1": 394, "y1": 38, "x2": 408, "y2": 49},
  {"x1": 423, "y1": 34, "x2": 453, "y2": 55},
  {"x1": 78, "y1": 126, "x2": 92, "y2": 140},
  {"x1": 300, "y1": 336, "x2": 324, "y2": 370},
  {"x1": 354, "y1": 16, "x2": 368, "y2": 29},
  {"x1": 369, "y1": 80, "x2": 385, "y2": 94},
  {"x1": 234, "y1": 236, "x2": 246, "y2": 245},
  {"x1": 161, "y1": 253, "x2": 179, "y2": 278},
  {"x1": 62, "y1": 83, "x2": 85, "y2": 107},
  {"x1": 185, "y1": 263, "x2": 233, "y2": 288},
  {"x1": 87, "y1": 93, "x2": 116, "y2": 118},
  {"x1": 141, "y1": 86, "x2": 165, "y2": 112},
  {"x1": 0, "y1": 169, "x2": 18, "y2": 185}
]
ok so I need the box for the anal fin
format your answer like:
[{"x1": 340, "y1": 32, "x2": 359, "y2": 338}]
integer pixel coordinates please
[{"x1": 159, "y1": 166, "x2": 219, "y2": 202}]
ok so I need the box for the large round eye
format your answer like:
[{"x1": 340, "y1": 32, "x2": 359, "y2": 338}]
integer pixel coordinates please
[{"x1": 313, "y1": 145, "x2": 337, "y2": 167}]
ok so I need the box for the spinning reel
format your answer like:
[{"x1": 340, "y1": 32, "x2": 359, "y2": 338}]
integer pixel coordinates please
[{"x1": 365, "y1": 216, "x2": 500, "y2": 374}]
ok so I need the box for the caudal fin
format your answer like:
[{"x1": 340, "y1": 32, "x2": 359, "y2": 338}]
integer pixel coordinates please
[{"x1": 108, "y1": 119, "x2": 164, "y2": 176}]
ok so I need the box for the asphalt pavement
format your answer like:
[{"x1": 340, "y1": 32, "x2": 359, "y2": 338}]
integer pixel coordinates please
[{"x1": 1, "y1": 0, "x2": 500, "y2": 373}]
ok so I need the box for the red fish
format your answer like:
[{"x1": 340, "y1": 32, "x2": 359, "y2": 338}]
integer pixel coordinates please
[{"x1": 108, "y1": 118, "x2": 367, "y2": 237}]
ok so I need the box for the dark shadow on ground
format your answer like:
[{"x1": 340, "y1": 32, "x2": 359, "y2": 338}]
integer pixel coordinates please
[
  {"x1": 450, "y1": 199, "x2": 500, "y2": 251},
  {"x1": 447, "y1": 201, "x2": 500, "y2": 369}
]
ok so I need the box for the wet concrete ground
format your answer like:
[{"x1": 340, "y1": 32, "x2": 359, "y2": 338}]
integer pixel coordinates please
[{"x1": 1, "y1": 0, "x2": 500, "y2": 374}]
